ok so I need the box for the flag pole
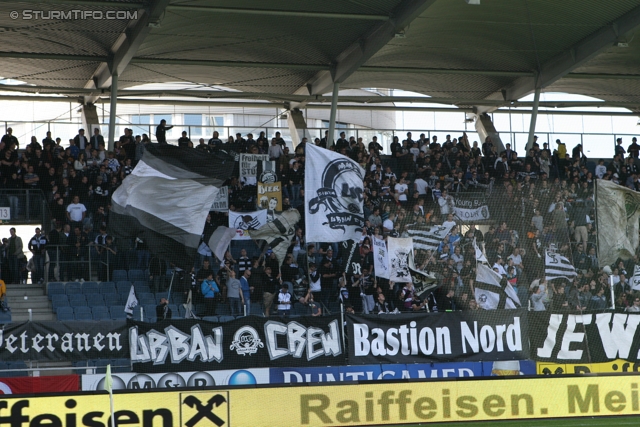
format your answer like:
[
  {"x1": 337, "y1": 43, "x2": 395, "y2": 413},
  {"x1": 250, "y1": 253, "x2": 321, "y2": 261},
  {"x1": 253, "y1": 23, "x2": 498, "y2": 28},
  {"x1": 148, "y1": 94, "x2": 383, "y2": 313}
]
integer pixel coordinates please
[{"x1": 104, "y1": 364, "x2": 115, "y2": 427}]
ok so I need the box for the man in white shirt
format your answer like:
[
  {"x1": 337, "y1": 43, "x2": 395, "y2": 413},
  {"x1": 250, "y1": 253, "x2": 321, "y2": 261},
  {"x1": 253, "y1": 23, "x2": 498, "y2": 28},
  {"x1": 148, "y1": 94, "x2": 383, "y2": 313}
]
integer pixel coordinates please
[
  {"x1": 382, "y1": 213, "x2": 395, "y2": 234},
  {"x1": 414, "y1": 174, "x2": 429, "y2": 196},
  {"x1": 493, "y1": 256, "x2": 507, "y2": 276},
  {"x1": 395, "y1": 177, "x2": 409, "y2": 202},
  {"x1": 66, "y1": 196, "x2": 86, "y2": 230},
  {"x1": 268, "y1": 139, "x2": 284, "y2": 160}
]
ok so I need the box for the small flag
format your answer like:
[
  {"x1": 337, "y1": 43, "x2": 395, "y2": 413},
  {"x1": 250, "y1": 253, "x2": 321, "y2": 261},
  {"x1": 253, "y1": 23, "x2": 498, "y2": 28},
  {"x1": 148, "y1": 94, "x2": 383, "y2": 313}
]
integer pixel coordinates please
[
  {"x1": 631, "y1": 265, "x2": 640, "y2": 291},
  {"x1": 474, "y1": 238, "x2": 487, "y2": 263},
  {"x1": 124, "y1": 285, "x2": 138, "y2": 316},
  {"x1": 545, "y1": 250, "x2": 577, "y2": 282},
  {"x1": 104, "y1": 364, "x2": 113, "y2": 394}
]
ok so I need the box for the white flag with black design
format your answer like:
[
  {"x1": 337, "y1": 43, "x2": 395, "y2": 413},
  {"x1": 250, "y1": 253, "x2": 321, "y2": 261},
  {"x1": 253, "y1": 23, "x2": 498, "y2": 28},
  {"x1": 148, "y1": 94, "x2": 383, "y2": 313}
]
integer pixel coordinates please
[
  {"x1": 305, "y1": 144, "x2": 365, "y2": 242},
  {"x1": 631, "y1": 265, "x2": 640, "y2": 291},
  {"x1": 372, "y1": 236, "x2": 390, "y2": 279},
  {"x1": 249, "y1": 210, "x2": 301, "y2": 265},
  {"x1": 405, "y1": 223, "x2": 454, "y2": 251},
  {"x1": 388, "y1": 237, "x2": 413, "y2": 282},
  {"x1": 474, "y1": 238, "x2": 487, "y2": 263},
  {"x1": 474, "y1": 263, "x2": 520, "y2": 310},
  {"x1": 124, "y1": 285, "x2": 138, "y2": 316},
  {"x1": 229, "y1": 210, "x2": 269, "y2": 240},
  {"x1": 110, "y1": 145, "x2": 234, "y2": 269},
  {"x1": 545, "y1": 250, "x2": 577, "y2": 282}
]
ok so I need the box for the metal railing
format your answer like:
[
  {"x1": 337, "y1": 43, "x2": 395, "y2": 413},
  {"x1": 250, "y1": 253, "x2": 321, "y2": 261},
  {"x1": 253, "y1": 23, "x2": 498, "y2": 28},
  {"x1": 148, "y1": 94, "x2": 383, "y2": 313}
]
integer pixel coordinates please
[
  {"x1": 0, "y1": 188, "x2": 50, "y2": 226},
  {"x1": 45, "y1": 244, "x2": 117, "y2": 283}
]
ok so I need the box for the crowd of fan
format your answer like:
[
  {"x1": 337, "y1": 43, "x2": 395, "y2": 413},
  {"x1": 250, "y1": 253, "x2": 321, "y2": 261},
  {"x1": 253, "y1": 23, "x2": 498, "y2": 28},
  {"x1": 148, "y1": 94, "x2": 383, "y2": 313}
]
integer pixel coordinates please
[{"x1": 2, "y1": 123, "x2": 640, "y2": 318}]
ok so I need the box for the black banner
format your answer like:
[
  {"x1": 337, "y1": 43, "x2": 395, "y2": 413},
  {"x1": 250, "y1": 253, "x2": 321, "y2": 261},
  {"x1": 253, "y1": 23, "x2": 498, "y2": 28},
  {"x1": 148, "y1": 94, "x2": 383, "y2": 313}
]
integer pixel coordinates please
[
  {"x1": 346, "y1": 310, "x2": 529, "y2": 364},
  {"x1": 129, "y1": 315, "x2": 345, "y2": 373},
  {"x1": 529, "y1": 311, "x2": 640, "y2": 363},
  {"x1": 340, "y1": 239, "x2": 361, "y2": 275},
  {"x1": 0, "y1": 321, "x2": 128, "y2": 361}
]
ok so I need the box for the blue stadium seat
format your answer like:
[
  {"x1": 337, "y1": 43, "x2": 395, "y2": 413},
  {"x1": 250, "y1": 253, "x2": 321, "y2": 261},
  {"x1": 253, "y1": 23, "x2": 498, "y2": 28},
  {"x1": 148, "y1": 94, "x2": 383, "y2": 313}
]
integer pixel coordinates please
[
  {"x1": 203, "y1": 316, "x2": 218, "y2": 322},
  {"x1": 47, "y1": 282, "x2": 65, "y2": 299},
  {"x1": 133, "y1": 281, "x2": 151, "y2": 294},
  {"x1": 56, "y1": 307, "x2": 74, "y2": 321},
  {"x1": 52, "y1": 294, "x2": 70, "y2": 310},
  {"x1": 65, "y1": 282, "x2": 82, "y2": 295},
  {"x1": 86, "y1": 293, "x2": 105, "y2": 307},
  {"x1": 110, "y1": 306, "x2": 126, "y2": 320},
  {"x1": 112, "y1": 270, "x2": 128, "y2": 283},
  {"x1": 69, "y1": 294, "x2": 87, "y2": 307},
  {"x1": 168, "y1": 304, "x2": 179, "y2": 317},
  {"x1": 92, "y1": 306, "x2": 111, "y2": 321},
  {"x1": 218, "y1": 315, "x2": 235, "y2": 323},
  {"x1": 142, "y1": 304, "x2": 156, "y2": 319},
  {"x1": 81, "y1": 282, "x2": 99, "y2": 294},
  {"x1": 103, "y1": 293, "x2": 120, "y2": 307},
  {"x1": 128, "y1": 269, "x2": 146, "y2": 282},
  {"x1": 144, "y1": 315, "x2": 157, "y2": 323},
  {"x1": 139, "y1": 292, "x2": 156, "y2": 306},
  {"x1": 99, "y1": 282, "x2": 117, "y2": 294},
  {"x1": 155, "y1": 292, "x2": 169, "y2": 304},
  {"x1": 74, "y1": 307, "x2": 93, "y2": 321},
  {"x1": 0, "y1": 312, "x2": 11, "y2": 325},
  {"x1": 130, "y1": 306, "x2": 143, "y2": 321},
  {"x1": 216, "y1": 304, "x2": 231, "y2": 316},
  {"x1": 178, "y1": 304, "x2": 186, "y2": 317},
  {"x1": 94, "y1": 359, "x2": 110, "y2": 374},
  {"x1": 116, "y1": 281, "x2": 132, "y2": 294},
  {"x1": 293, "y1": 302, "x2": 310, "y2": 316},
  {"x1": 250, "y1": 303, "x2": 264, "y2": 316},
  {"x1": 112, "y1": 358, "x2": 131, "y2": 373},
  {"x1": 170, "y1": 292, "x2": 185, "y2": 305},
  {"x1": 6, "y1": 362, "x2": 27, "y2": 377}
]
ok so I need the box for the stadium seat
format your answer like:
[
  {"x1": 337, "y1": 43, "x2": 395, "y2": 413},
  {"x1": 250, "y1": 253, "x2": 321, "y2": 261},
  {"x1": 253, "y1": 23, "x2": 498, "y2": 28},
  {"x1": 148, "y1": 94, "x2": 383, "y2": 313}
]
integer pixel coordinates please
[
  {"x1": 6, "y1": 362, "x2": 27, "y2": 377},
  {"x1": 0, "y1": 312, "x2": 11, "y2": 325},
  {"x1": 47, "y1": 282, "x2": 65, "y2": 299},
  {"x1": 65, "y1": 282, "x2": 82, "y2": 295},
  {"x1": 116, "y1": 281, "x2": 132, "y2": 294},
  {"x1": 99, "y1": 282, "x2": 117, "y2": 294},
  {"x1": 74, "y1": 307, "x2": 93, "y2": 321},
  {"x1": 216, "y1": 304, "x2": 231, "y2": 316},
  {"x1": 69, "y1": 294, "x2": 87, "y2": 307},
  {"x1": 250, "y1": 303, "x2": 264, "y2": 316},
  {"x1": 92, "y1": 306, "x2": 111, "y2": 321},
  {"x1": 218, "y1": 315, "x2": 234, "y2": 323},
  {"x1": 94, "y1": 359, "x2": 110, "y2": 374},
  {"x1": 139, "y1": 292, "x2": 156, "y2": 306},
  {"x1": 51, "y1": 294, "x2": 70, "y2": 310},
  {"x1": 110, "y1": 306, "x2": 126, "y2": 320},
  {"x1": 155, "y1": 292, "x2": 169, "y2": 304},
  {"x1": 81, "y1": 282, "x2": 99, "y2": 294},
  {"x1": 170, "y1": 292, "x2": 185, "y2": 305},
  {"x1": 203, "y1": 316, "x2": 218, "y2": 322},
  {"x1": 133, "y1": 281, "x2": 151, "y2": 294},
  {"x1": 86, "y1": 293, "x2": 105, "y2": 307},
  {"x1": 112, "y1": 270, "x2": 128, "y2": 283},
  {"x1": 293, "y1": 302, "x2": 310, "y2": 316},
  {"x1": 128, "y1": 269, "x2": 146, "y2": 282},
  {"x1": 103, "y1": 293, "x2": 120, "y2": 307},
  {"x1": 168, "y1": 304, "x2": 179, "y2": 317},
  {"x1": 112, "y1": 358, "x2": 131, "y2": 373},
  {"x1": 56, "y1": 307, "x2": 74, "y2": 321},
  {"x1": 142, "y1": 305, "x2": 157, "y2": 319}
]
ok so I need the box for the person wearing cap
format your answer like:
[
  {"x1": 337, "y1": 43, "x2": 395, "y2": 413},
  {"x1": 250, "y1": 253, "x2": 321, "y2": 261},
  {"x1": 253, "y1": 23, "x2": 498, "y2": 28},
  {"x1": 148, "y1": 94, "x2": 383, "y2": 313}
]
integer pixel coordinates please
[{"x1": 276, "y1": 283, "x2": 291, "y2": 317}]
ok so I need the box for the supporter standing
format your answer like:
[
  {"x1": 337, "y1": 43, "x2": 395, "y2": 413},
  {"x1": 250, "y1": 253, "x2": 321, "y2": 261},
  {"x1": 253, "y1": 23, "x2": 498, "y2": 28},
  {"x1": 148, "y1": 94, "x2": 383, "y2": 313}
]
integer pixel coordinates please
[
  {"x1": 155, "y1": 120, "x2": 173, "y2": 144},
  {"x1": 28, "y1": 227, "x2": 47, "y2": 284}
]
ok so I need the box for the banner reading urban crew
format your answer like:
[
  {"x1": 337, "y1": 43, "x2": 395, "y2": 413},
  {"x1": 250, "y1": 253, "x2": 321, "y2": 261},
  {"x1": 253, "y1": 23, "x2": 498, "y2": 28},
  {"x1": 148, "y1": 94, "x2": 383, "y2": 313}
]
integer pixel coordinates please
[
  {"x1": 129, "y1": 315, "x2": 344, "y2": 373},
  {"x1": 530, "y1": 311, "x2": 640, "y2": 363},
  {"x1": 347, "y1": 310, "x2": 529, "y2": 364},
  {"x1": 453, "y1": 193, "x2": 490, "y2": 222},
  {"x1": 0, "y1": 321, "x2": 127, "y2": 362}
]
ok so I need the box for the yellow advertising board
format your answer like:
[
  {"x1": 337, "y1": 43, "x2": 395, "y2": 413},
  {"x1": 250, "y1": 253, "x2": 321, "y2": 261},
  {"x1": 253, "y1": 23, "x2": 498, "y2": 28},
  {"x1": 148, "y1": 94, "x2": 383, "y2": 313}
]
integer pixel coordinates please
[
  {"x1": 3, "y1": 375, "x2": 640, "y2": 426},
  {"x1": 537, "y1": 360, "x2": 640, "y2": 375}
]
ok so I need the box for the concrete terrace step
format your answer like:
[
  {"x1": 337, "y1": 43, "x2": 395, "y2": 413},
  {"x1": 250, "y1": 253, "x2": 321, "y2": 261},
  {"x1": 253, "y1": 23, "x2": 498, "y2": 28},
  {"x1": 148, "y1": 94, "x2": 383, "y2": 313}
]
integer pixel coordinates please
[{"x1": 6, "y1": 283, "x2": 46, "y2": 297}]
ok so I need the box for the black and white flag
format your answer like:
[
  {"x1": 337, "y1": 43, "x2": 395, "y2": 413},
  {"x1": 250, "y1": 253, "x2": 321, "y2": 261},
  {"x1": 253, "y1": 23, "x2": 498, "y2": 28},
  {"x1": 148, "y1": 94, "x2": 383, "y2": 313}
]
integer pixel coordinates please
[
  {"x1": 305, "y1": 144, "x2": 365, "y2": 242},
  {"x1": 388, "y1": 237, "x2": 413, "y2": 282},
  {"x1": 545, "y1": 250, "x2": 577, "y2": 282},
  {"x1": 474, "y1": 263, "x2": 520, "y2": 310},
  {"x1": 405, "y1": 223, "x2": 454, "y2": 251},
  {"x1": 109, "y1": 145, "x2": 234, "y2": 269},
  {"x1": 249, "y1": 210, "x2": 301, "y2": 265},
  {"x1": 124, "y1": 285, "x2": 138, "y2": 316},
  {"x1": 632, "y1": 265, "x2": 640, "y2": 291}
]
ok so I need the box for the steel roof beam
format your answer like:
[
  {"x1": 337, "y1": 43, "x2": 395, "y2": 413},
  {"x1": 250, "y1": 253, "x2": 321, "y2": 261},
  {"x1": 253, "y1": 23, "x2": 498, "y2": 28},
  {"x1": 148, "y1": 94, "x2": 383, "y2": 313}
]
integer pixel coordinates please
[
  {"x1": 85, "y1": 0, "x2": 170, "y2": 102},
  {"x1": 165, "y1": 5, "x2": 388, "y2": 21},
  {"x1": 503, "y1": 4, "x2": 640, "y2": 102},
  {"x1": 300, "y1": 0, "x2": 439, "y2": 98}
]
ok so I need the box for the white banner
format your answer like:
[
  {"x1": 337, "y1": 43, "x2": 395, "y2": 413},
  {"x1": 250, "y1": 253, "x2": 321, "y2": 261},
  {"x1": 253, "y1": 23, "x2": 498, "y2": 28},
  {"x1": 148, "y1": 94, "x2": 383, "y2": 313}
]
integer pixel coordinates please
[
  {"x1": 239, "y1": 154, "x2": 269, "y2": 183},
  {"x1": 211, "y1": 186, "x2": 229, "y2": 212},
  {"x1": 228, "y1": 210, "x2": 268, "y2": 240},
  {"x1": 632, "y1": 265, "x2": 640, "y2": 291},
  {"x1": 388, "y1": 237, "x2": 413, "y2": 282},
  {"x1": 453, "y1": 205, "x2": 490, "y2": 222},
  {"x1": 405, "y1": 223, "x2": 454, "y2": 251},
  {"x1": 372, "y1": 236, "x2": 389, "y2": 279},
  {"x1": 305, "y1": 144, "x2": 365, "y2": 242},
  {"x1": 81, "y1": 368, "x2": 270, "y2": 390}
]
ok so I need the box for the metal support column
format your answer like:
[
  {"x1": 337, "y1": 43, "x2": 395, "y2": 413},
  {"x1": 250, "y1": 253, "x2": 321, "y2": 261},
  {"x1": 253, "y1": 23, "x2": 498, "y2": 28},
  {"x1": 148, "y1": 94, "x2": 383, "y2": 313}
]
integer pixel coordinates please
[
  {"x1": 327, "y1": 82, "x2": 340, "y2": 147},
  {"x1": 526, "y1": 85, "x2": 541, "y2": 152},
  {"x1": 108, "y1": 73, "x2": 118, "y2": 151}
]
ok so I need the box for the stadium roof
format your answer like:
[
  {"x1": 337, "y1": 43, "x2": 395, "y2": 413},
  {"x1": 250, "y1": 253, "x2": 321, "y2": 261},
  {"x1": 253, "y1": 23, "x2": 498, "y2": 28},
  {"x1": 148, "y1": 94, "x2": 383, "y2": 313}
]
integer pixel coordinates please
[{"x1": 1, "y1": 0, "x2": 640, "y2": 112}]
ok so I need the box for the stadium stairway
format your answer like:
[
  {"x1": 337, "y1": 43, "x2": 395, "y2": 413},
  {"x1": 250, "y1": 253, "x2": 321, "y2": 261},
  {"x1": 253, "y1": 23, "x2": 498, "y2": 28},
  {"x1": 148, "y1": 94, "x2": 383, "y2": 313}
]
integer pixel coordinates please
[{"x1": 6, "y1": 283, "x2": 55, "y2": 322}]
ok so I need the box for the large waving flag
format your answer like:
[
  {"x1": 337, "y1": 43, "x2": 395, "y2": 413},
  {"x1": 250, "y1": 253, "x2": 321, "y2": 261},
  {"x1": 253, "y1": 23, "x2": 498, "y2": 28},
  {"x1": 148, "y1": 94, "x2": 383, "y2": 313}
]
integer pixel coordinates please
[
  {"x1": 475, "y1": 263, "x2": 520, "y2": 310},
  {"x1": 305, "y1": 144, "x2": 365, "y2": 242},
  {"x1": 405, "y1": 223, "x2": 454, "y2": 251},
  {"x1": 109, "y1": 145, "x2": 234, "y2": 269},
  {"x1": 545, "y1": 250, "x2": 577, "y2": 282},
  {"x1": 249, "y1": 210, "x2": 301, "y2": 265},
  {"x1": 596, "y1": 179, "x2": 640, "y2": 266}
]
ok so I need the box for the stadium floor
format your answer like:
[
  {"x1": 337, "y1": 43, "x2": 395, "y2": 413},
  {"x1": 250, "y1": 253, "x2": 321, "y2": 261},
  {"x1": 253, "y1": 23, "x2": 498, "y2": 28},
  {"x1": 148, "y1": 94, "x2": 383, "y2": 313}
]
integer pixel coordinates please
[{"x1": 395, "y1": 417, "x2": 637, "y2": 427}]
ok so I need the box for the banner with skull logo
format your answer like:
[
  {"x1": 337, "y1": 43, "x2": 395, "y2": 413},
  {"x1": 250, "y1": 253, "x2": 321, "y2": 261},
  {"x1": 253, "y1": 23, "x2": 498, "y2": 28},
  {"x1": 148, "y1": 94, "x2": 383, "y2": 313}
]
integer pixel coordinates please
[{"x1": 388, "y1": 237, "x2": 413, "y2": 283}]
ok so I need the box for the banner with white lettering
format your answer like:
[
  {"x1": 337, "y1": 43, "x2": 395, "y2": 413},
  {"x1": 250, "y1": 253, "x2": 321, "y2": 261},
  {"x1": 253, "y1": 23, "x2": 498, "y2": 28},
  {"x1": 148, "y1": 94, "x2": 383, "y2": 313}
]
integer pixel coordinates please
[
  {"x1": 129, "y1": 315, "x2": 344, "y2": 373},
  {"x1": 453, "y1": 194, "x2": 490, "y2": 222},
  {"x1": 211, "y1": 186, "x2": 229, "y2": 212},
  {"x1": 239, "y1": 154, "x2": 269, "y2": 185},
  {"x1": 346, "y1": 310, "x2": 529, "y2": 364},
  {"x1": 530, "y1": 311, "x2": 640, "y2": 363},
  {"x1": 0, "y1": 321, "x2": 128, "y2": 361}
]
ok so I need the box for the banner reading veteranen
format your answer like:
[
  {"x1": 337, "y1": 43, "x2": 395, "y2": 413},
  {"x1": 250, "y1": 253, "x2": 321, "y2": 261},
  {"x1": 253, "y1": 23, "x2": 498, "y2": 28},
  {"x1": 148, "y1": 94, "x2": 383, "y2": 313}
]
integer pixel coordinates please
[
  {"x1": 305, "y1": 143, "x2": 365, "y2": 242},
  {"x1": 347, "y1": 310, "x2": 529, "y2": 365},
  {"x1": 129, "y1": 315, "x2": 344, "y2": 373},
  {"x1": 0, "y1": 321, "x2": 127, "y2": 362},
  {"x1": 530, "y1": 311, "x2": 640, "y2": 363}
]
